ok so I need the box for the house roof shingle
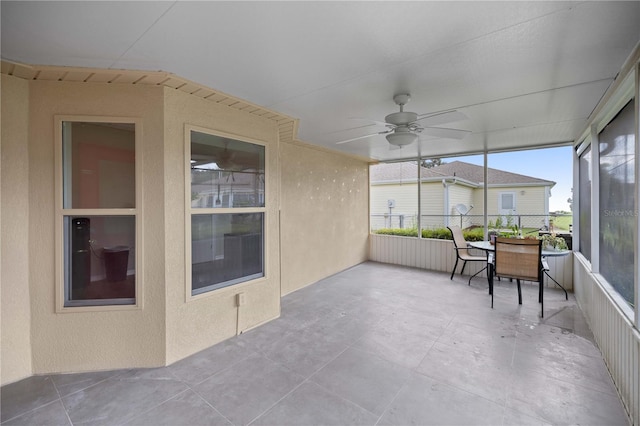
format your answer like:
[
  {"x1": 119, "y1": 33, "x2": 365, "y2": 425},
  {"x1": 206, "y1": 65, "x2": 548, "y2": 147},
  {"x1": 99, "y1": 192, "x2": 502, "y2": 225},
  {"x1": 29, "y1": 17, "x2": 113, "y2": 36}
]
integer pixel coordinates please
[{"x1": 370, "y1": 161, "x2": 555, "y2": 186}]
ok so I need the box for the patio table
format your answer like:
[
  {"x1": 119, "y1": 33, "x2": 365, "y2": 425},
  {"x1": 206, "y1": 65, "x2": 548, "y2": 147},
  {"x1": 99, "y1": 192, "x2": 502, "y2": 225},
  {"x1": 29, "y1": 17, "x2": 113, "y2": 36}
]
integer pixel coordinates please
[{"x1": 468, "y1": 240, "x2": 570, "y2": 298}]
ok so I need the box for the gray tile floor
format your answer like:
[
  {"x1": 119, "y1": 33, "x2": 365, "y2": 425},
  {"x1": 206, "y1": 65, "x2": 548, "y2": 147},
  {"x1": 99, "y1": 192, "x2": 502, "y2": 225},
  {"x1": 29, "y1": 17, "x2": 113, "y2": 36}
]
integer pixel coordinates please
[{"x1": 1, "y1": 262, "x2": 630, "y2": 425}]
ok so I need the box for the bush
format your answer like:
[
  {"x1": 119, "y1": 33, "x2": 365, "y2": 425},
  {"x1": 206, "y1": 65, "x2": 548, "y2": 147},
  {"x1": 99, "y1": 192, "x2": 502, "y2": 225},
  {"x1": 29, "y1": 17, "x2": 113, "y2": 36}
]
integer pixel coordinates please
[
  {"x1": 421, "y1": 228, "x2": 451, "y2": 239},
  {"x1": 374, "y1": 226, "x2": 485, "y2": 241},
  {"x1": 374, "y1": 228, "x2": 419, "y2": 237}
]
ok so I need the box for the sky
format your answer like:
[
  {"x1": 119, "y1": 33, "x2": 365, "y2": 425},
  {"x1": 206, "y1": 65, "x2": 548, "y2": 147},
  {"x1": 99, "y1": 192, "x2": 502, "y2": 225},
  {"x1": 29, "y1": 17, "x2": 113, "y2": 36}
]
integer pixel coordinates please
[{"x1": 441, "y1": 146, "x2": 573, "y2": 213}]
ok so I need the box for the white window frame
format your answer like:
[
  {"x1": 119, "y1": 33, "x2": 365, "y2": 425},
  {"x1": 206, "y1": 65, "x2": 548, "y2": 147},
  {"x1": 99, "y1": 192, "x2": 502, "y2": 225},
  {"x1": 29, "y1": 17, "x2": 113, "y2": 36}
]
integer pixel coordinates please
[
  {"x1": 54, "y1": 116, "x2": 143, "y2": 312},
  {"x1": 185, "y1": 125, "x2": 268, "y2": 302}
]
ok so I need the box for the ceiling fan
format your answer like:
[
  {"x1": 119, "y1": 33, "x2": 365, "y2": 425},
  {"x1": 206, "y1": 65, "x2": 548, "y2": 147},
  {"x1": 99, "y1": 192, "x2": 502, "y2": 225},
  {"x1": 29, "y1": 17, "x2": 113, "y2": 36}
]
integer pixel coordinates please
[
  {"x1": 336, "y1": 94, "x2": 470, "y2": 148},
  {"x1": 192, "y1": 145, "x2": 244, "y2": 171}
]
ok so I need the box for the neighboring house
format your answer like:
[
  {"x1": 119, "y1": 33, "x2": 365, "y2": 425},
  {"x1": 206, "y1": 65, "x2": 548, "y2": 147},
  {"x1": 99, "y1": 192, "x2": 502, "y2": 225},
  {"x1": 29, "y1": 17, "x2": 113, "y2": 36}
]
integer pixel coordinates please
[{"x1": 370, "y1": 161, "x2": 556, "y2": 230}]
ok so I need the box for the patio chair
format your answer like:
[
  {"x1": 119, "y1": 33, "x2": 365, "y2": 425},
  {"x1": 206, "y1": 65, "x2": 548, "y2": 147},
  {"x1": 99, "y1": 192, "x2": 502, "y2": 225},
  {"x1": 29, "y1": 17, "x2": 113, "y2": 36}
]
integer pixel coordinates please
[
  {"x1": 490, "y1": 237, "x2": 544, "y2": 317},
  {"x1": 447, "y1": 225, "x2": 488, "y2": 285}
]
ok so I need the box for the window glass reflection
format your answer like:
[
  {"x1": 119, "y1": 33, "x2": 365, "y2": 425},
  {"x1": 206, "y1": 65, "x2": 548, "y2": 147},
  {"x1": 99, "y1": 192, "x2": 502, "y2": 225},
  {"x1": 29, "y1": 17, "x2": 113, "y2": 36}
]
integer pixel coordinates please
[
  {"x1": 64, "y1": 215, "x2": 135, "y2": 305},
  {"x1": 599, "y1": 100, "x2": 635, "y2": 307},
  {"x1": 192, "y1": 213, "x2": 264, "y2": 295},
  {"x1": 62, "y1": 122, "x2": 135, "y2": 209},
  {"x1": 191, "y1": 131, "x2": 265, "y2": 208}
]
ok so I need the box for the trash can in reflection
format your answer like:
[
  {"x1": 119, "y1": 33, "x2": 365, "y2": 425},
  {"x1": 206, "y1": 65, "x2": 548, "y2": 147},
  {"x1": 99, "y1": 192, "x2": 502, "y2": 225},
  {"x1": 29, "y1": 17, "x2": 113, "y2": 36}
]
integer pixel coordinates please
[{"x1": 103, "y1": 246, "x2": 129, "y2": 282}]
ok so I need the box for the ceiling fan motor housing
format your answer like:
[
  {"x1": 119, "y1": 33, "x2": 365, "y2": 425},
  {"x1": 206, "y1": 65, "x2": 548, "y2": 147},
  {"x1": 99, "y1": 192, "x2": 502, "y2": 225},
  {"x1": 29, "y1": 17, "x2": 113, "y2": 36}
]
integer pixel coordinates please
[{"x1": 385, "y1": 111, "x2": 418, "y2": 126}]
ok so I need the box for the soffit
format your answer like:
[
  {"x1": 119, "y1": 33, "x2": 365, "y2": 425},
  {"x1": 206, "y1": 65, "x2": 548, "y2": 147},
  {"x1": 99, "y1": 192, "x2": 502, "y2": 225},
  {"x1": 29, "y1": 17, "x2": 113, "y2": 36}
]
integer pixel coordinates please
[{"x1": 0, "y1": 60, "x2": 298, "y2": 145}]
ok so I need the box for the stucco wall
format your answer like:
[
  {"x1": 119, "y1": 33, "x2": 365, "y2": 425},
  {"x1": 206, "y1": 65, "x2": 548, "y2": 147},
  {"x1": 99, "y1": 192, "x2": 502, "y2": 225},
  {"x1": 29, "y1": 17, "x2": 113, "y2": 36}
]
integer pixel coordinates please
[
  {"x1": 163, "y1": 88, "x2": 281, "y2": 364},
  {"x1": 280, "y1": 141, "x2": 369, "y2": 296},
  {"x1": 1, "y1": 74, "x2": 370, "y2": 380},
  {"x1": 1, "y1": 75, "x2": 33, "y2": 384},
  {"x1": 27, "y1": 80, "x2": 167, "y2": 374}
]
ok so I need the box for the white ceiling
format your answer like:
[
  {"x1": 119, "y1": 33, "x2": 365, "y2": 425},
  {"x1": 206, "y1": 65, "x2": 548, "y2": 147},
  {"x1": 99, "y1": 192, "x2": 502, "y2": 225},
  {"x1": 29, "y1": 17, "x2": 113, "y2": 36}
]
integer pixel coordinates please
[{"x1": 2, "y1": 1, "x2": 638, "y2": 161}]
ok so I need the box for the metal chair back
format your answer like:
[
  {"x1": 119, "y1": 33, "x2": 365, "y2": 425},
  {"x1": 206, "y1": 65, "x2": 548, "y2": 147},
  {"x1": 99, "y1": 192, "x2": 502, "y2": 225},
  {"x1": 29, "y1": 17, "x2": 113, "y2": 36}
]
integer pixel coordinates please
[{"x1": 494, "y1": 237, "x2": 542, "y2": 282}]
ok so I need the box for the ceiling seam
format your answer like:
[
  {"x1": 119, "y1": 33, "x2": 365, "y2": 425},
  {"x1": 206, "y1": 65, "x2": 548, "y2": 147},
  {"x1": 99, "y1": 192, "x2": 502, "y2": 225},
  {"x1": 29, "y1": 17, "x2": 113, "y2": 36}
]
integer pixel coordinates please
[
  {"x1": 476, "y1": 118, "x2": 588, "y2": 135},
  {"x1": 444, "y1": 77, "x2": 614, "y2": 113},
  {"x1": 107, "y1": 1, "x2": 179, "y2": 69}
]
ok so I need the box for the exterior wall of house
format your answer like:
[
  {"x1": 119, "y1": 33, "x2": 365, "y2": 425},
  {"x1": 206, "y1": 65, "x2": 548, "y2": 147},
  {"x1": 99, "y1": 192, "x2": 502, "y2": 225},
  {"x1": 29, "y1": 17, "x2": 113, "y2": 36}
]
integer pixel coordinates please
[
  {"x1": 163, "y1": 88, "x2": 282, "y2": 364},
  {"x1": 371, "y1": 181, "x2": 548, "y2": 230},
  {"x1": 447, "y1": 185, "x2": 474, "y2": 215},
  {"x1": 370, "y1": 182, "x2": 418, "y2": 229},
  {"x1": 420, "y1": 182, "x2": 445, "y2": 229},
  {"x1": 1, "y1": 75, "x2": 33, "y2": 384},
  {"x1": 24, "y1": 80, "x2": 167, "y2": 376},
  {"x1": 280, "y1": 141, "x2": 369, "y2": 296},
  {"x1": 486, "y1": 186, "x2": 548, "y2": 216},
  {"x1": 447, "y1": 184, "x2": 476, "y2": 228}
]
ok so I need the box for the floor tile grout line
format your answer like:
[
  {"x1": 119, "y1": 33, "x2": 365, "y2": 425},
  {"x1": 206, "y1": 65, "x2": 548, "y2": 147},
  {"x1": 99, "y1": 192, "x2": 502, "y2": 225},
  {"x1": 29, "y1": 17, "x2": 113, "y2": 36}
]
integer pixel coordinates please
[
  {"x1": 50, "y1": 375, "x2": 75, "y2": 426},
  {"x1": 411, "y1": 365, "x2": 510, "y2": 410},
  {"x1": 247, "y1": 344, "x2": 355, "y2": 426},
  {"x1": 0, "y1": 376, "x2": 62, "y2": 425},
  {"x1": 247, "y1": 338, "x2": 388, "y2": 426},
  {"x1": 373, "y1": 381, "x2": 411, "y2": 426},
  {"x1": 0, "y1": 377, "x2": 69, "y2": 425},
  {"x1": 179, "y1": 347, "x2": 259, "y2": 388},
  {"x1": 184, "y1": 386, "x2": 237, "y2": 426},
  {"x1": 305, "y1": 377, "x2": 381, "y2": 422},
  {"x1": 123, "y1": 388, "x2": 193, "y2": 425}
]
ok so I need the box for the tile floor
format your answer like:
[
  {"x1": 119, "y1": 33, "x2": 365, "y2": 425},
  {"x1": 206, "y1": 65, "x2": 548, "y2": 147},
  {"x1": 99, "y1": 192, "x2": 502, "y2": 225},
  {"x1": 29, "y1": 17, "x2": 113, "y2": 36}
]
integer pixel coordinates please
[{"x1": 1, "y1": 262, "x2": 630, "y2": 425}]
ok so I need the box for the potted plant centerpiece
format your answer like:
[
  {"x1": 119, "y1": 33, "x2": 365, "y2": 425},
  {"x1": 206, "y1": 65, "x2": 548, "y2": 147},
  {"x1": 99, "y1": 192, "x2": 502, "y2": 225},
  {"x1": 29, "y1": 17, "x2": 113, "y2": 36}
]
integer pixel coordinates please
[{"x1": 540, "y1": 233, "x2": 568, "y2": 251}]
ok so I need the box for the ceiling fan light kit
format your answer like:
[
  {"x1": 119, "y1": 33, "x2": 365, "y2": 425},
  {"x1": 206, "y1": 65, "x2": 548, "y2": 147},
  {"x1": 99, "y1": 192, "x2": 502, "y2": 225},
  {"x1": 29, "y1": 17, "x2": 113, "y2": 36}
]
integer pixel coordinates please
[{"x1": 386, "y1": 129, "x2": 418, "y2": 146}]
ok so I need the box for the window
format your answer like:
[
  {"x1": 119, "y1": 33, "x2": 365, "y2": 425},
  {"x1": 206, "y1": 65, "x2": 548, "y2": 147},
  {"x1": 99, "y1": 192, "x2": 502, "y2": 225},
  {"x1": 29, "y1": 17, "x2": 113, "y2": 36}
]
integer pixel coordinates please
[
  {"x1": 578, "y1": 144, "x2": 592, "y2": 261},
  {"x1": 598, "y1": 99, "x2": 635, "y2": 307},
  {"x1": 58, "y1": 120, "x2": 138, "y2": 307},
  {"x1": 188, "y1": 129, "x2": 265, "y2": 296}
]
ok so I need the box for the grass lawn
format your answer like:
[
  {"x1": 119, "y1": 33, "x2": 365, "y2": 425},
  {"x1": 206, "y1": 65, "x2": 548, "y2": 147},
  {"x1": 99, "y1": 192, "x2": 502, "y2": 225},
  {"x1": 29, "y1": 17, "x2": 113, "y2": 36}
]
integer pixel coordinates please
[{"x1": 551, "y1": 214, "x2": 572, "y2": 231}]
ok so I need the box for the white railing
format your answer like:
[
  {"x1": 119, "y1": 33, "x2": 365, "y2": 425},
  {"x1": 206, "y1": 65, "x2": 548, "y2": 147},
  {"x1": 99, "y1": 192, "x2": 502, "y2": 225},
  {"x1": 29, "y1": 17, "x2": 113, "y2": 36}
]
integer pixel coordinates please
[
  {"x1": 369, "y1": 233, "x2": 573, "y2": 289},
  {"x1": 574, "y1": 255, "x2": 638, "y2": 424}
]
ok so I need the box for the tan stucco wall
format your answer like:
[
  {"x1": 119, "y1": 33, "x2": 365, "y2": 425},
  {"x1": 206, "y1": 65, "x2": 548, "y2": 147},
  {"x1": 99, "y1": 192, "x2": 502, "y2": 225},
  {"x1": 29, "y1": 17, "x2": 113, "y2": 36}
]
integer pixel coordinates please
[
  {"x1": 27, "y1": 81, "x2": 167, "y2": 374},
  {"x1": 280, "y1": 142, "x2": 369, "y2": 296},
  {"x1": 163, "y1": 88, "x2": 281, "y2": 364},
  {"x1": 1, "y1": 75, "x2": 33, "y2": 384},
  {"x1": 1, "y1": 73, "x2": 370, "y2": 381}
]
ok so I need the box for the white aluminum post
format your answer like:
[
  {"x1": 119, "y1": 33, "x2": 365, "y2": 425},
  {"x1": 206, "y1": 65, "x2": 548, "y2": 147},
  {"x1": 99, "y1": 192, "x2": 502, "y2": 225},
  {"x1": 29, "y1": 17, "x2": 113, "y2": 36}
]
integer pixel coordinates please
[
  {"x1": 483, "y1": 151, "x2": 488, "y2": 240},
  {"x1": 590, "y1": 124, "x2": 600, "y2": 274},
  {"x1": 635, "y1": 62, "x2": 639, "y2": 326}
]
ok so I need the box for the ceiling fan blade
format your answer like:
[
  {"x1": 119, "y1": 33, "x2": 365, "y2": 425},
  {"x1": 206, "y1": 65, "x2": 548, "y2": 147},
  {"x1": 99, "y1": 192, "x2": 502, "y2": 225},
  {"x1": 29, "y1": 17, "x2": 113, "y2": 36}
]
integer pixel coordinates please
[
  {"x1": 325, "y1": 123, "x2": 378, "y2": 135},
  {"x1": 416, "y1": 110, "x2": 468, "y2": 127},
  {"x1": 422, "y1": 127, "x2": 471, "y2": 140},
  {"x1": 349, "y1": 117, "x2": 392, "y2": 127},
  {"x1": 335, "y1": 130, "x2": 391, "y2": 145}
]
